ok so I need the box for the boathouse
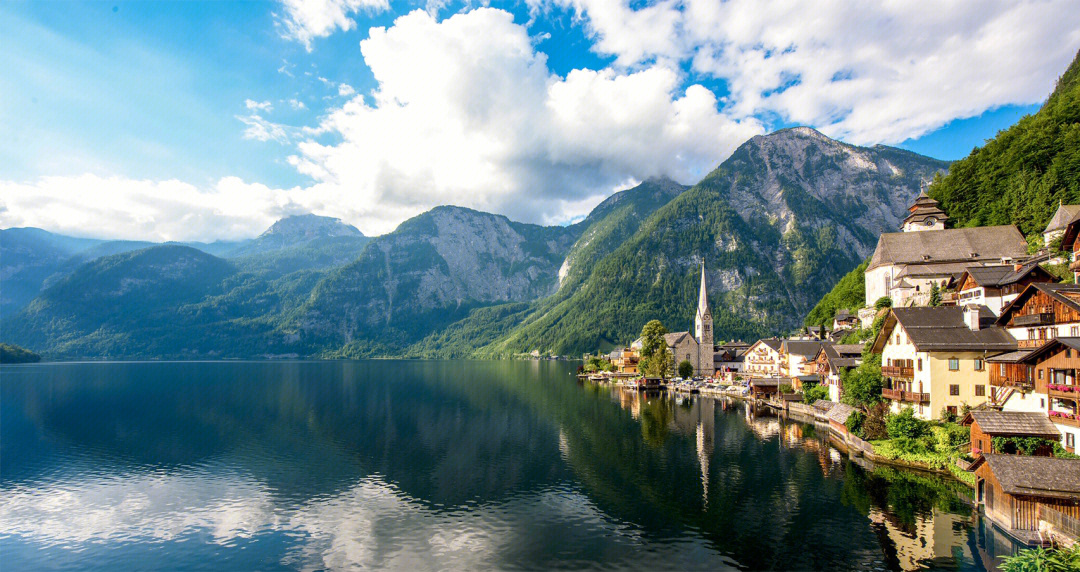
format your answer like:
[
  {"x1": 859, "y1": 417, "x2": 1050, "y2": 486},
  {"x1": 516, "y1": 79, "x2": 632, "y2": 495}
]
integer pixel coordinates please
[
  {"x1": 971, "y1": 454, "x2": 1080, "y2": 545},
  {"x1": 961, "y1": 410, "x2": 1060, "y2": 456}
]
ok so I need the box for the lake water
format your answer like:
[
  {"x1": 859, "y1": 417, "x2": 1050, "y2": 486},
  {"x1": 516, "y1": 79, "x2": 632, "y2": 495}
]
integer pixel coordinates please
[{"x1": 1, "y1": 360, "x2": 1023, "y2": 570}]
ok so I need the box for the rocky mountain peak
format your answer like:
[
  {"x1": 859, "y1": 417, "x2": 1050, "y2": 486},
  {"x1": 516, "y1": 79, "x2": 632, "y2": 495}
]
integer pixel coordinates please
[{"x1": 260, "y1": 214, "x2": 363, "y2": 241}]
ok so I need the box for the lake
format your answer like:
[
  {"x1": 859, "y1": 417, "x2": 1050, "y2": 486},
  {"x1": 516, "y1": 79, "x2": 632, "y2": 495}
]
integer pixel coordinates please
[{"x1": 1, "y1": 360, "x2": 1023, "y2": 570}]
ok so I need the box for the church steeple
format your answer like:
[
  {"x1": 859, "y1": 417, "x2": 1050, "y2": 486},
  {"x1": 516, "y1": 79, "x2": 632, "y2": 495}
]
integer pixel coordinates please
[{"x1": 697, "y1": 260, "x2": 710, "y2": 320}]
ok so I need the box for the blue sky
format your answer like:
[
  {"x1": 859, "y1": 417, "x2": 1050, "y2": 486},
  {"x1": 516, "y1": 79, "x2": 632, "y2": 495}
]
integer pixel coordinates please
[{"x1": 1, "y1": 0, "x2": 1076, "y2": 240}]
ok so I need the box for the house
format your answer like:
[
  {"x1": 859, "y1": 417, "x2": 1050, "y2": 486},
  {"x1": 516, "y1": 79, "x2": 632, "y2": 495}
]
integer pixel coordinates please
[
  {"x1": 713, "y1": 341, "x2": 748, "y2": 375},
  {"x1": 971, "y1": 455, "x2": 1080, "y2": 545},
  {"x1": 832, "y1": 309, "x2": 859, "y2": 331},
  {"x1": 864, "y1": 194, "x2": 1028, "y2": 306},
  {"x1": 781, "y1": 339, "x2": 827, "y2": 378},
  {"x1": 1061, "y1": 216, "x2": 1080, "y2": 282},
  {"x1": 955, "y1": 260, "x2": 1055, "y2": 316},
  {"x1": 994, "y1": 338, "x2": 1080, "y2": 454},
  {"x1": 749, "y1": 377, "x2": 783, "y2": 400},
  {"x1": 995, "y1": 283, "x2": 1080, "y2": 349},
  {"x1": 662, "y1": 262, "x2": 715, "y2": 376},
  {"x1": 744, "y1": 338, "x2": 783, "y2": 377},
  {"x1": 611, "y1": 347, "x2": 639, "y2": 374},
  {"x1": 961, "y1": 410, "x2": 1060, "y2": 456},
  {"x1": 872, "y1": 305, "x2": 1016, "y2": 420},
  {"x1": 810, "y1": 343, "x2": 863, "y2": 402}
]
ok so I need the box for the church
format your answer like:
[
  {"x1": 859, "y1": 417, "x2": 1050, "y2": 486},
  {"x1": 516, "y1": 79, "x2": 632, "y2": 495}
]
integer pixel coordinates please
[{"x1": 664, "y1": 262, "x2": 715, "y2": 377}]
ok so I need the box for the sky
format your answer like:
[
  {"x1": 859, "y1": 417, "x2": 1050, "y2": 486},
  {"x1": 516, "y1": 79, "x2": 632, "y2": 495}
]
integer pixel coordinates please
[{"x1": 1, "y1": 0, "x2": 1078, "y2": 241}]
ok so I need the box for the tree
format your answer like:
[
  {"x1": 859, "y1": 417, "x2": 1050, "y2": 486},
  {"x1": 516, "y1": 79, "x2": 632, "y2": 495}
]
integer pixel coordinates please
[
  {"x1": 639, "y1": 320, "x2": 672, "y2": 378},
  {"x1": 803, "y1": 383, "x2": 830, "y2": 403},
  {"x1": 678, "y1": 360, "x2": 694, "y2": 378},
  {"x1": 928, "y1": 283, "x2": 942, "y2": 306},
  {"x1": 886, "y1": 407, "x2": 930, "y2": 439},
  {"x1": 874, "y1": 296, "x2": 893, "y2": 311},
  {"x1": 841, "y1": 354, "x2": 884, "y2": 408}
]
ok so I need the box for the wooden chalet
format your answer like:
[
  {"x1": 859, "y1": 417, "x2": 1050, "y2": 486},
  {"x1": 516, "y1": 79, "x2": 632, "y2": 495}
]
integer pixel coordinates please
[
  {"x1": 955, "y1": 260, "x2": 1054, "y2": 316},
  {"x1": 748, "y1": 377, "x2": 783, "y2": 400},
  {"x1": 809, "y1": 343, "x2": 862, "y2": 402},
  {"x1": 996, "y1": 283, "x2": 1080, "y2": 349},
  {"x1": 1059, "y1": 215, "x2": 1080, "y2": 283},
  {"x1": 971, "y1": 454, "x2": 1080, "y2": 545},
  {"x1": 961, "y1": 410, "x2": 1060, "y2": 456}
]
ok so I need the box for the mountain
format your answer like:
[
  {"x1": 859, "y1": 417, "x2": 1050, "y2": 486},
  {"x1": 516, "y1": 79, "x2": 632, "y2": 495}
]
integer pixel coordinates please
[
  {"x1": 294, "y1": 206, "x2": 584, "y2": 357},
  {"x1": 3, "y1": 129, "x2": 948, "y2": 359},
  {"x1": 930, "y1": 49, "x2": 1080, "y2": 235},
  {"x1": 0, "y1": 228, "x2": 102, "y2": 316},
  {"x1": 461, "y1": 128, "x2": 947, "y2": 355}
]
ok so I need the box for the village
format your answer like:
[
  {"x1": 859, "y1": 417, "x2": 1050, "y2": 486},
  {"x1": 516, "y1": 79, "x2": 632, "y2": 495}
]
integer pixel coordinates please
[{"x1": 580, "y1": 190, "x2": 1080, "y2": 550}]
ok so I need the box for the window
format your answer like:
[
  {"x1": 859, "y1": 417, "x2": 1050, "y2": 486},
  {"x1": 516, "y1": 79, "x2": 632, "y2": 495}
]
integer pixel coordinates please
[
  {"x1": 1000, "y1": 363, "x2": 1006, "y2": 375},
  {"x1": 1028, "y1": 328, "x2": 1036, "y2": 340},
  {"x1": 1039, "y1": 369, "x2": 1044, "y2": 380},
  {"x1": 1068, "y1": 433, "x2": 1076, "y2": 449},
  {"x1": 895, "y1": 333, "x2": 900, "y2": 344},
  {"x1": 974, "y1": 358, "x2": 984, "y2": 371},
  {"x1": 950, "y1": 384, "x2": 960, "y2": 396},
  {"x1": 947, "y1": 405, "x2": 958, "y2": 416},
  {"x1": 1071, "y1": 326, "x2": 1078, "y2": 336},
  {"x1": 918, "y1": 358, "x2": 923, "y2": 372},
  {"x1": 976, "y1": 385, "x2": 985, "y2": 397},
  {"x1": 948, "y1": 358, "x2": 959, "y2": 371},
  {"x1": 1041, "y1": 398, "x2": 1046, "y2": 408}
]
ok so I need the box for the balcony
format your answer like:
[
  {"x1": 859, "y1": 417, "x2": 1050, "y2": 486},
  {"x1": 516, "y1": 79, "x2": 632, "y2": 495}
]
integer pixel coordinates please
[
  {"x1": 1013, "y1": 312, "x2": 1056, "y2": 326},
  {"x1": 881, "y1": 388, "x2": 930, "y2": 404},
  {"x1": 992, "y1": 378, "x2": 1035, "y2": 390},
  {"x1": 881, "y1": 365, "x2": 914, "y2": 380},
  {"x1": 1049, "y1": 411, "x2": 1080, "y2": 427},
  {"x1": 1049, "y1": 384, "x2": 1080, "y2": 400},
  {"x1": 1017, "y1": 339, "x2": 1048, "y2": 349}
]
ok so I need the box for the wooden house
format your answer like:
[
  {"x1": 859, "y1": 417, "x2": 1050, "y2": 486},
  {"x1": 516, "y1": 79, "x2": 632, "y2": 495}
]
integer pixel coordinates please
[
  {"x1": 810, "y1": 343, "x2": 863, "y2": 402},
  {"x1": 995, "y1": 283, "x2": 1080, "y2": 349},
  {"x1": 971, "y1": 454, "x2": 1080, "y2": 545},
  {"x1": 748, "y1": 377, "x2": 782, "y2": 400},
  {"x1": 955, "y1": 261, "x2": 1054, "y2": 316},
  {"x1": 961, "y1": 410, "x2": 1060, "y2": 456}
]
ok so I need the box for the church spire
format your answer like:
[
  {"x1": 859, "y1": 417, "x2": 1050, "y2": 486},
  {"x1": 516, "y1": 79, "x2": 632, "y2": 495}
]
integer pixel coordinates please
[{"x1": 697, "y1": 260, "x2": 709, "y2": 317}]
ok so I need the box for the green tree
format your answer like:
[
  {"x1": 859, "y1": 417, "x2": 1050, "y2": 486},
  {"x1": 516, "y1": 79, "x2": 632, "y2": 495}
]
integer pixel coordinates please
[
  {"x1": 841, "y1": 354, "x2": 884, "y2": 408},
  {"x1": 802, "y1": 383, "x2": 830, "y2": 403},
  {"x1": 928, "y1": 283, "x2": 942, "y2": 306},
  {"x1": 874, "y1": 296, "x2": 893, "y2": 311},
  {"x1": 677, "y1": 360, "x2": 694, "y2": 378},
  {"x1": 886, "y1": 407, "x2": 930, "y2": 439},
  {"x1": 639, "y1": 320, "x2": 672, "y2": 378}
]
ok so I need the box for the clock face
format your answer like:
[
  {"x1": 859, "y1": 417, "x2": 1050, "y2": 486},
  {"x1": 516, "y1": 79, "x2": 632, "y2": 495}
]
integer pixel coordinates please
[{"x1": 925, "y1": 218, "x2": 936, "y2": 226}]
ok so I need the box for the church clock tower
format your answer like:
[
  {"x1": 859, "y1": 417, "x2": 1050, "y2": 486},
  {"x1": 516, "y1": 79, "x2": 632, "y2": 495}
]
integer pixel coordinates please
[{"x1": 694, "y1": 261, "x2": 714, "y2": 376}]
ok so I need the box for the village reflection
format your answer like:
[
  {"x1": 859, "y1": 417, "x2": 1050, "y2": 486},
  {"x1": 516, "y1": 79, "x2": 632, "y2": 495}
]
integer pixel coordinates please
[{"x1": 602, "y1": 386, "x2": 1021, "y2": 571}]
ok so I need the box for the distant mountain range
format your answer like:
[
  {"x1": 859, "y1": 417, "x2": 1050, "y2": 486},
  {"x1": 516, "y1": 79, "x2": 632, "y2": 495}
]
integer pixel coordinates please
[{"x1": 3, "y1": 128, "x2": 947, "y2": 359}]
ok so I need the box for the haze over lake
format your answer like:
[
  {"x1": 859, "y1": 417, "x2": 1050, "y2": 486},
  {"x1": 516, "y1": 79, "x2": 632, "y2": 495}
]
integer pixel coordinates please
[{"x1": 1, "y1": 361, "x2": 1021, "y2": 570}]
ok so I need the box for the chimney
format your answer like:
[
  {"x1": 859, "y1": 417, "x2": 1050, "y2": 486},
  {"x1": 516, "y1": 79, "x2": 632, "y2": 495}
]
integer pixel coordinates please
[
  {"x1": 1014, "y1": 263, "x2": 1023, "y2": 272},
  {"x1": 964, "y1": 305, "x2": 981, "y2": 331}
]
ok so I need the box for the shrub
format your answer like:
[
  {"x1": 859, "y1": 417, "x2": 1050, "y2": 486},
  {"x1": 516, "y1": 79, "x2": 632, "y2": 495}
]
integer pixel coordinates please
[
  {"x1": 887, "y1": 408, "x2": 930, "y2": 440},
  {"x1": 939, "y1": 407, "x2": 958, "y2": 423},
  {"x1": 861, "y1": 403, "x2": 889, "y2": 440},
  {"x1": 677, "y1": 360, "x2": 694, "y2": 379},
  {"x1": 1002, "y1": 545, "x2": 1080, "y2": 572},
  {"x1": 779, "y1": 384, "x2": 794, "y2": 394},
  {"x1": 802, "y1": 383, "x2": 829, "y2": 403},
  {"x1": 874, "y1": 297, "x2": 893, "y2": 310},
  {"x1": 846, "y1": 410, "x2": 866, "y2": 437}
]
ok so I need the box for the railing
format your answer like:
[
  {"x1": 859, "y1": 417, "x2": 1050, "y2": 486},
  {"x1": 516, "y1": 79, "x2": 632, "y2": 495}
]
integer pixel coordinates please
[
  {"x1": 1049, "y1": 411, "x2": 1080, "y2": 427},
  {"x1": 1017, "y1": 339, "x2": 1047, "y2": 349},
  {"x1": 1012, "y1": 312, "x2": 1056, "y2": 326},
  {"x1": 992, "y1": 378, "x2": 1034, "y2": 390},
  {"x1": 1039, "y1": 505, "x2": 1080, "y2": 541},
  {"x1": 1048, "y1": 384, "x2": 1080, "y2": 399},
  {"x1": 881, "y1": 388, "x2": 929, "y2": 403},
  {"x1": 881, "y1": 365, "x2": 914, "y2": 379}
]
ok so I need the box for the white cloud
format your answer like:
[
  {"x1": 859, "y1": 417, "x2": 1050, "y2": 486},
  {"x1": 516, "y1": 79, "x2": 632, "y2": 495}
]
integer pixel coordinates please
[
  {"x1": 237, "y1": 113, "x2": 291, "y2": 143},
  {"x1": 288, "y1": 98, "x2": 307, "y2": 110},
  {"x1": 337, "y1": 83, "x2": 355, "y2": 96},
  {"x1": 287, "y1": 8, "x2": 762, "y2": 232},
  {"x1": 277, "y1": 0, "x2": 390, "y2": 51},
  {"x1": 536, "y1": 0, "x2": 1080, "y2": 144},
  {"x1": 244, "y1": 99, "x2": 273, "y2": 112}
]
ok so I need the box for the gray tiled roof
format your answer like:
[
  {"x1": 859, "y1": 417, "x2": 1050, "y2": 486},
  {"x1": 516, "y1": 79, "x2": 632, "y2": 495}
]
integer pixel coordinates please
[
  {"x1": 997, "y1": 283, "x2": 1080, "y2": 325},
  {"x1": 1043, "y1": 204, "x2": 1080, "y2": 234},
  {"x1": 812, "y1": 400, "x2": 837, "y2": 412},
  {"x1": 749, "y1": 377, "x2": 783, "y2": 386},
  {"x1": 986, "y1": 350, "x2": 1032, "y2": 363},
  {"x1": 664, "y1": 331, "x2": 691, "y2": 346},
  {"x1": 868, "y1": 225, "x2": 1028, "y2": 271},
  {"x1": 962, "y1": 260, "x2": 1050, "y2": 288},
  {"x1": 784, "y1": 339, "x2": 826, "y2": 358},
  {"x1": 887, "y1": 306, "x2": 1017, "y2": 352},
  {"x1": 754, "y1": 338, "x2": 783, "y2": 352},
  {"x1": 968, "y1": 411, "x2": 1060, "y2": 437},
  {"x1": 826, "y1": 403, "x2": 856, "y2": 425},
  {"x1": 978, "y1": 454, "x2": 1080, "y2": 500}
]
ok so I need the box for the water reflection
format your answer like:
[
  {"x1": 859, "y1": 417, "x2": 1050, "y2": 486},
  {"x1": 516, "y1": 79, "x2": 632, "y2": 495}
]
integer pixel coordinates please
[{"x1": 1, "y1": 362, "x2": 1022, "y2": 570}]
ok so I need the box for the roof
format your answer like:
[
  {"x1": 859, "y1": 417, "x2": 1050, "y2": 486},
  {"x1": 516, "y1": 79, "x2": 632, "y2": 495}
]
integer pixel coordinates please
[
  {"x1": 986, "y1": 349, "x2": 1033, "y2": 363},
  {"x1": 972, "y1": 454, "x2": 1080, "y2": 500},
  {"x1": 784, "y1": 339, "x2": 826, "y2": 358},
  {"x1": 749, "y1": 377, "x2": 783, "y2": 386},
  {"x1": 826, "y1": 403, "x2": 856, "y2": 425},
  {"x1": 963, "y1": 411, "x2": 1060, "y2": 437},
  {"x1": 872, "y1": 306, "x2": 1017, "y2": 353},
  {"x1": 833, "y1": 344, "x2": 864, "y2": 356},
  {"x1": 997, "y1": 283, "x2": 1080, "y2": 326},
  {"x1": 960, "y1": 261, "x2": 1053, "y2": 289},
  {"x1": 751, "y1": 338, "x2": 783, "y2": 352},
  {"x1": 1043, "y1": 203, "x2": 1080, "y2": 234},
  {"x1": 835, "y1": 310, "x2": 854, "y2": 321},
  {"x1": 812, "y1": 400, "x2": 837, "y2": 412},
  {"x1": 664, "y1": 331, "x2": 691, "y2": 346},
  {"x1": 819, "y1": 343, "x2": 862, "y2": 372},
  {"x1": 867, "y1": 225, "x2": 1028, "y2": 271}
]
